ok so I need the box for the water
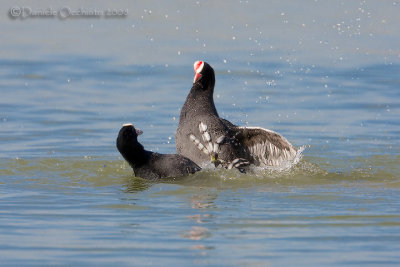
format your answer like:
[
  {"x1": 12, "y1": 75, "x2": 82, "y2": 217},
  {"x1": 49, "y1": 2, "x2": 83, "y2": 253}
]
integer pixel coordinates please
[{"x1": 1, "y1": 1, "x2": 400, "y2": 266}]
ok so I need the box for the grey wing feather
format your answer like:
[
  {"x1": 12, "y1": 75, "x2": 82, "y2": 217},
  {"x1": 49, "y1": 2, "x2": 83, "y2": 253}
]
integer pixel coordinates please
[{"x1": 235, "y1": 126, "x2": 297, "y2": 166}]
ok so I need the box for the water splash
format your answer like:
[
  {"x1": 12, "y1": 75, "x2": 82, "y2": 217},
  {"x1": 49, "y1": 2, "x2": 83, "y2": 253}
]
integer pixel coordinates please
[{"x1": 250, "y1": 145, "x2": 306, "y2": 173}]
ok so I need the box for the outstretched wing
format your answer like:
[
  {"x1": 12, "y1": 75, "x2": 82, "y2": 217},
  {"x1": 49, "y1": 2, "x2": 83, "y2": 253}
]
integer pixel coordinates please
[{"x1": 234, "y1": 126, "x2": 297, "y2": 166}]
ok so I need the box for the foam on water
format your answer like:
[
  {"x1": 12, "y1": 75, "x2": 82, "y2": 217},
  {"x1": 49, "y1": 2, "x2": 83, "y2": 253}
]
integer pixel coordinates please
[{"x1": 196, "y1": 145, "x2": 306, "y2": 180}]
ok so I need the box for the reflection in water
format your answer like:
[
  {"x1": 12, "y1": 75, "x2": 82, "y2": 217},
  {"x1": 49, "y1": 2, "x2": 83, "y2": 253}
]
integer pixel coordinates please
[
  {"x1": 124, "y1": 176, "x2": 153, "y2": 193},
  {"x1": 183, "y1": 192, "x2": 218, "y2": 254},
  {"x1": 183, "y1": 226, "x2": 211, "y2": 241},
  {"x1": 190, "y1": 193, "x2": 218, "y2": 210},
  {"x1": 187, "y1": 214, "x2": 212, "y2": 224}
]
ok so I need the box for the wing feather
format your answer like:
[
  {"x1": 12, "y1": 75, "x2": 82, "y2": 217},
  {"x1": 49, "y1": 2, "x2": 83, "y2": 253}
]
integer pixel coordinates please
[{"x1": 236, "y1": 126, "x2": 297, "y2": 166}]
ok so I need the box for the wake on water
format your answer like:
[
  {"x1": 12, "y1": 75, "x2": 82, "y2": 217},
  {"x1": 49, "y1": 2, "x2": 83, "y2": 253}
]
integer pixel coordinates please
[{"x1": 199, "y1": 145, "x2": 306, "y2": 173}]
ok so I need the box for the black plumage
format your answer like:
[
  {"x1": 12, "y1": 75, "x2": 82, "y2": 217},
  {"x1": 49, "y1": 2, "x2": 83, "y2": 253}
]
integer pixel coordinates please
[
  {"x1": 117, "y1": 124, "x2": 201, "y2": 180},
  {"x1": 175, "y1": 61, "x2": 297, "y2": 170}
]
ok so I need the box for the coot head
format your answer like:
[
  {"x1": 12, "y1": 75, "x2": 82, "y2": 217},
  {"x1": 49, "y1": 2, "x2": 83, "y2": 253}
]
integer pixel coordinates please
[
  {"x1": 117, "y1": 123, "x2": 143, "y2": 143},
  {"x1": 116, "y1": 123, "x2": 144, "y2": 165},
  {"x1": 193, "y1": 60, "x2": 215, "y2": 91}
]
